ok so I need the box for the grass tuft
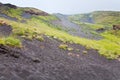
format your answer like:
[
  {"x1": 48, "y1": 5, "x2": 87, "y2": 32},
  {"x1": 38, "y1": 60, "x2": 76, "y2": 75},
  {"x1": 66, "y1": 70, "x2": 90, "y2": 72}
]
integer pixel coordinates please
[
  {"x1": 59, "y1": 44, "x2": 68, "y2": 50},
  {"x1": 4, "y1": 37, "x2": 21, "y2": 47},
  {"x1": 0, "y1": 37, "x2": 21, "y2": 47},
  {"x1": 36, "y1": 36, "x2": 44, "y2": 42}
]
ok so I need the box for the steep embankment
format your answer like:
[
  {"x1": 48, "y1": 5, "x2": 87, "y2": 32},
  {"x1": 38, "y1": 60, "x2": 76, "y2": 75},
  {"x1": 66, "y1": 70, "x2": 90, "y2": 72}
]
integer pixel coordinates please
[{"x1": 0, "y1": 3, "x2": 120, "y2": 80}]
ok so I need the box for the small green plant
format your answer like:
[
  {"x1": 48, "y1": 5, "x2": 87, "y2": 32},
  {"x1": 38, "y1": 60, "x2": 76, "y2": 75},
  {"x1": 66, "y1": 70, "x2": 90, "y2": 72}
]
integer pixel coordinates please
[
  {"x1": 85, "y1": 45, "x2": 91, "y2": 50},
  {"x1": 26, "y1": 35, "x2": 33, "y2": 41},
  {"x1": 13, "y1": 28, "x2": 25, "y2": 36},
  {"x1": 4, "y1": 37, "x2": 21, "y2": 47},
  {"x1": 59, "y1": 44, "x2": 68, "y2": 50},
  {"x1": 36, "y1": 36, "x2": 44, "y2": 42},
  {"x1": 67, "y1": 47, "x2": 73, "y2": 51},
  {"x1": 0, "y1": 38, "x2": 5, "y2": 45}
]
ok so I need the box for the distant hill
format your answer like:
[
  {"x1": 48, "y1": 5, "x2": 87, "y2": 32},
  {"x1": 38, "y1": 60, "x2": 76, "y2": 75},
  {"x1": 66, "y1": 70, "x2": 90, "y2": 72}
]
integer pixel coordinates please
[{"x1": 69, "y1": 11, "x2": 120, "y2": 25}]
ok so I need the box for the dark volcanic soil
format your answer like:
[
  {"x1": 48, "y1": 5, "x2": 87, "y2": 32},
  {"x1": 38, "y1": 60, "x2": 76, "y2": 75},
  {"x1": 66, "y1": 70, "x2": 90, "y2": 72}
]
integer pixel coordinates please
[
  {"x1": 0, "y1": 13, "x2": 18, "y2": 21},
  {"x1": 0, "y1": 25, "x2": 12, "y2": 37},
  {"x1": 0, "y1": 36, "x2": 120, "y2": 80}
]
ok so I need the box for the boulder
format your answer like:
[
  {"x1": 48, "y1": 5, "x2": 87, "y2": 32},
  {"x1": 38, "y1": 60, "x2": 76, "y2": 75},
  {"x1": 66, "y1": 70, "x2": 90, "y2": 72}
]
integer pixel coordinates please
[
  {"x1": 113, "y1": 25, "x2": 120, "y2": 30},
  {"x1": 96, "y1": 28, "x2": 105, "y2": 32}
]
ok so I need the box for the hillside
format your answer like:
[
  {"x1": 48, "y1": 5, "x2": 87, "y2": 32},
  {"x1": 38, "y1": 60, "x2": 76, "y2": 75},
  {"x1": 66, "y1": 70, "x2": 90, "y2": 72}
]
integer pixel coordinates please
[
  {"x1": 69, "y1": 11, "x2": 120, "y2": 33},
  {"x1": 69, "y1": 11, "x2": 120, "y2": 42},
  {"x1": 0, "y1": 3, "x2": 120, "y2": 80},
  {"x1": 69, "y1": 11, "x2": 120, "y2": 25},
  {"x1": 52, "y1": 13, "x2": 102, "y2": 40}
]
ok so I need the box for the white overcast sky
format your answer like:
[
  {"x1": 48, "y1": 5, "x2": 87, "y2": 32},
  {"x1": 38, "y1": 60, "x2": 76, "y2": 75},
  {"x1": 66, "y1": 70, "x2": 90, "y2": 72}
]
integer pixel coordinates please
[{"x1": 0, "y1": 0, "x2": 120, "y2": 14}]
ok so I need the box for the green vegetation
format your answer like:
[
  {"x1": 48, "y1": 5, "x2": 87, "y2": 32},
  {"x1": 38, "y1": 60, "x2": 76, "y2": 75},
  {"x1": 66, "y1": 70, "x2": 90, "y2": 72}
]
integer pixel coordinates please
[
  {"x1": 7, "y1": 8, "x2": 23, "y2": 18},
  {"x1": 72, "y1": 21, "x2": 104, "y2": 36},
  {"x1": 0, "y1": 7, "x2": 23, "y2": 20},
  {"x1": 69, "y1": 11, "x2": 120, "y2": 37},
  {"x1": 93, "y1": 11, "x2": 120, "y2": 25},
  {"x1": 67, "y1": 47, "x2": 73, "y2": 51},
  {"x1": 0, "y1": 14, "x2": 120, "y2": 59},
  {"x1": 0, "y1": 37, "x2": 21, "y2": 47},
  {"x1": 0, "y1": 7, "x2": 120, "y2": 59},
  {"x1": 108, "y1": 30, "x2": 120, "y2": 37},
  {"x1": 36, "y1": 36, "x2": 44, "y2": 42},
  {"x1": 59, "y1": 44, "x2": 68, "y2": 50},
  {"x1": 4, "y1": 37, "x2": 21, "y2": 47},
  {"x1": 59, "y1": 44, "x2": 74, "y2": 51},
  {"x1": 69, "y1": 11, "x2": 120, "y2": 26},
  {"x1": 69, "y1": 11, "x2": 120, "y2": 59},
  {"x1": 73, "y1": 21, "x2": 104, "y2": 30}
]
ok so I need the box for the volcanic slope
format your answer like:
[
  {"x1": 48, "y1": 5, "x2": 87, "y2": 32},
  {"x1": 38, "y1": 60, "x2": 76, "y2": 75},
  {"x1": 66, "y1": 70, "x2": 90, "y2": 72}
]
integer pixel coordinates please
[{"x1": 0, "y1": 3, "x2": 120, "y2": 80}]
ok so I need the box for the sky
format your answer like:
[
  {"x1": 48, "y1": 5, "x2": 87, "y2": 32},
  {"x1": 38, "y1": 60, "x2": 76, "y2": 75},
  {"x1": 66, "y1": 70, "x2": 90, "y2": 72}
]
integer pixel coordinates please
[{"x1": 0, "y1": 0, "x2": 120, "y2": 14}]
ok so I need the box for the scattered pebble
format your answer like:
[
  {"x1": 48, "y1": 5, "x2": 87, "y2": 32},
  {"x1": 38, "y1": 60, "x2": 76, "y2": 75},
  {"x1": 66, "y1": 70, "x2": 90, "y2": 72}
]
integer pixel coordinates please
[
  {"x1": 83, "y1": 51, "x2": 88, "y2": 54},
  {"x1": 10, "y1": 53, "x2": 20, "y2": 58},
  {"x1": 76, "y1": 54, "x2": 80, "y2": 57},
  {"x1": 68, "y1": 52, "x2": 73, "y2": 56},
  {"x1": 68, "y1": 52, "x2": 80, "y2": 58},
  {"x1": 40, "y1": 45, "x2": 45, "y2": 49},
  {"x1": 32, "y1": 58, "x2": 40, "y2": 63}
]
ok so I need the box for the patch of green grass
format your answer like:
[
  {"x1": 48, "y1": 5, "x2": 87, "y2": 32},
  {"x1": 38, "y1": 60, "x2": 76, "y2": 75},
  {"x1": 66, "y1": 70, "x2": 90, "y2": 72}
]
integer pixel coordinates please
[
  {"x1": 0, "y1": 37, "x2": 21, "y2": 47},
  {"x1": 92, "y1": 11, "x2": 120, "y2": 25},
  {"x1": 7, "y1": 8, "x2": 23, "y2": 17},
  {"x1": 85, "y1": 45, "x2": 91, "y2": 50},
  {"x1": 70, "y1": 20, "x2": 105, "y2": 38},
  {"x1": 4, "y1": 37, "x2": 21, "y2": 47},
  {"x1": 101, "y1": 32, "x2": 120, "y2": 45},
  {"x1": 59, "y1": 44, "x2": 73, "y2": 51},
  {"x1": 13, "y1": 18, "x2": 120, "y2": 59},
  {"x1": 67, "y1": 47, "x2": 74, "y2": 51},
  {"x1": 73, "y1": 21, "x2": 105, "y2": 30},
  {"x1": 0, "y1": 7, "x2": 23, "y2": 20},
  {"x1": 59, "y1": 44, "x2": 68, "y2": 50},
  {"x1": 0, "y1": 38, "x2": 5, "y2": 45},
  {"x1": 69, "y1": 11, "x2": 120, "y2": 26},
  {"x1": 108, "y1": 30, "x2": 120, "y2": 38},
  {"x1": 36, "y1": 36, "x2": 44, "y2": 42},
  {"x1": 37, "y1": 15, "x2": 58, "y2": 21}
]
